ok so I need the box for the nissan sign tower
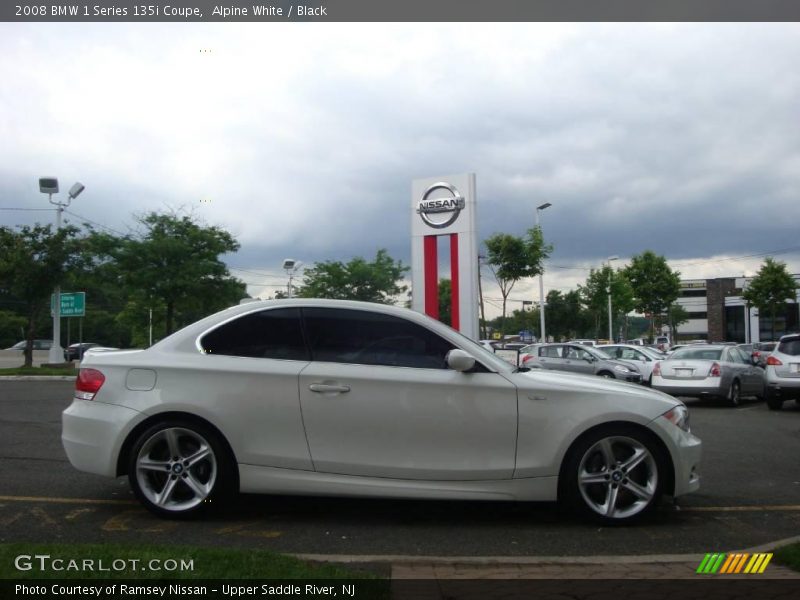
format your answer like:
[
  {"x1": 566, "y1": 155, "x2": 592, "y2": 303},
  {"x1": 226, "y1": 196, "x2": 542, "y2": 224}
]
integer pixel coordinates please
[{"x1": 411, "y1": 173, "x2": 479, "y2": 340}]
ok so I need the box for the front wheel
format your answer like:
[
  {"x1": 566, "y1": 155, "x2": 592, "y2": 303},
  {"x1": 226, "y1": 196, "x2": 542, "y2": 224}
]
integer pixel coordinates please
[
  {"x1": 561, "y1": 427, "x2": 665, "y2": 524},
  {"x1": 127, "y1": 420, "x2": 235, "y2": 518}
]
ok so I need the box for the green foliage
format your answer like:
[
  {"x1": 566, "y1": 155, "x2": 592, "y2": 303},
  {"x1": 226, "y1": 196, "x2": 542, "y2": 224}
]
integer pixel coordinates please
[
  {"x1": 93, "y1": 212, "x2": 245, "y2": 336},
  {"x1": 438, "y1": 278, "x2": 452, "y2": 327},
  {"x1": 742, "y1": 257, "x2": 798, "y2": 341},
  {"x1": 296, "y1": 249, "x2": 408, "y2": 304},
  {"x1": 666, "y1": 303, "x2": 690, "y2": 339},
  {"x1": 0, "y1": 309, "x2": 27, "y2": 349},
  {"x1": 484, "y1": 227, "x2": 552, "y2": 334},
  {"x1": 578, "y1": 266, "x2": 635, "y2": 339},
  {"x1": 624, "y1": 250, "x2": 681, "y2": 336},
  {"x1": 0, "y1": 223, "x2": 86, "y2": 366}
]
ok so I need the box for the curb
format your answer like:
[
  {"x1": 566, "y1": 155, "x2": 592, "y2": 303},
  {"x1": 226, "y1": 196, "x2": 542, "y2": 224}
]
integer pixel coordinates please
[{"x1": 294, "y1": 534, "x2": 800, "y2": 566}]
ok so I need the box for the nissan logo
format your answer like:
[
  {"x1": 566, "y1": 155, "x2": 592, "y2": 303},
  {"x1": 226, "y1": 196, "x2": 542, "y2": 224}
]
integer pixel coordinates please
[{"x1": 416, "y1": 182, "x2": 465, "y2": 229}]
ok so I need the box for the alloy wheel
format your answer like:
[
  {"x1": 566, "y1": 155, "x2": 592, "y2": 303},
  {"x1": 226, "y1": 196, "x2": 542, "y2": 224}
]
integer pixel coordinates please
[
  {"x1": 135, "y1": 427, "x2": 217, "y2": 512},
  {"x1": 577, "y1": 435, "x2": 658, "y2": 520}
]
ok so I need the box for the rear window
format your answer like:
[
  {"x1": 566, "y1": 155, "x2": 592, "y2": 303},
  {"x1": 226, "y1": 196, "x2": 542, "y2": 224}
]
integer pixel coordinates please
[
  {"x1": 200, "y1": 308, "x2": 308, "y2": 360},
  {"x1": 777, "y1": 338, "x2": 800, "y2": 357},
  {"x1": 670, "y1": 348, "x2": 722, "y2": 361}
]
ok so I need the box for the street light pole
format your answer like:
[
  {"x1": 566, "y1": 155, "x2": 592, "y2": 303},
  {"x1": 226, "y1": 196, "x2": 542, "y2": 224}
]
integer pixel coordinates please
[
  {"x1": 606, "y1": 255, "x2": 619, "y2": 342},
  {"x1": 40, "y1": 178, "x2": 84, "y2": 364},
  {"x1": 536, "y1": 202, "x2": 552, "y2": 343}
]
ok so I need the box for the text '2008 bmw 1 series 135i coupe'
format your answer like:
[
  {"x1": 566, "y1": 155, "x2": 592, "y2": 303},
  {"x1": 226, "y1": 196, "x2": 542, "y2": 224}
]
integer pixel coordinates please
[{"x1": 62, "y1": 299, "x2": 702, "y2": 524}]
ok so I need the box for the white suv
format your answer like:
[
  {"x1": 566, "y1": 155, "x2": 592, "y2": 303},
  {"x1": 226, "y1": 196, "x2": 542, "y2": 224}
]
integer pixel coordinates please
[{"x1": 764, "y1": 333, "x2": 800, "y2": 410}]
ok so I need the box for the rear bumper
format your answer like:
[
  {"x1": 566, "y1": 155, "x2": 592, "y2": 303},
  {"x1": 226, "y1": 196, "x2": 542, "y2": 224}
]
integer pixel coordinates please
[
  {"x1": 652, "y1": 380, "x2": 723, "y2": 398},
  {"x1": 62, "y1": 399, "x2": 143, "y2": 477}
]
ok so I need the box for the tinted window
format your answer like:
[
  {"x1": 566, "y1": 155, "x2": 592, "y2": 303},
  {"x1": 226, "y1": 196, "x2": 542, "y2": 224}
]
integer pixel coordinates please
[
  {"x1": 201, "y1": 308, "x2": 308, "y2": 360},
  {"x1": 303, "y1": 308, "x2": 455, "y2": 369},
  {"x1": 778, "y1": 338, "x2": 800, "y2": 357}
]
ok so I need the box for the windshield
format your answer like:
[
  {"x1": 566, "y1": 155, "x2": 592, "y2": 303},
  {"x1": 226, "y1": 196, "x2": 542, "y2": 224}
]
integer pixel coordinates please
[
  {"x1": 593, "y1": 347, "x2": 614, "y2": 359},
  {"x1": 584, "y1": 345, "x2": 612, "y2": 360},
  {"x1": 777, "y1": 337, "x2": 800, "y2": 357},
  {"x1": 444, "y1": 327, "x2": 516, "y2": 372},
  {"x1": 640, "y1": 347, "x2": 665, "y2": 360},
  {"x1": 670, "y1": 348, "x2": 722, "y2": 361}
]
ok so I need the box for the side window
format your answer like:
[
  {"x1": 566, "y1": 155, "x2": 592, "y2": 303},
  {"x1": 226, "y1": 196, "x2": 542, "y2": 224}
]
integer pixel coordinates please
[
  {"x1": 200, "y1": 308, "x2": 308, "y2": 360},
  {"x1": 302, "y1": 308, "x2": 455, "y2": 369}
]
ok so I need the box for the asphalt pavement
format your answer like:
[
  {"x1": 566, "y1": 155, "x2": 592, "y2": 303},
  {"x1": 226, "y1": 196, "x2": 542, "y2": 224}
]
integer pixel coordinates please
[{"x1": 1, "y1": 379, "x2": 799, "y2": 574}]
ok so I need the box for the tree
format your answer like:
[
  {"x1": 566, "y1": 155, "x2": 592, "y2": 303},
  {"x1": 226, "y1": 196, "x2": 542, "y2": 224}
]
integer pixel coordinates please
[
  {"x1": 743, "y1": 257, "x2": 798, "y2": 341},
  {"x1": 437, "y1": 279, "x2": 452, "y2": 327},
  {"x1": 578, "y1": 266, "x2": 635, "y2": 340},
  {"x1": 296, "y1": 249, "x2": 408, "y2": 304},
  {"x1": 624, "y1": 251, "x2": 681, "y2": 340},
  {"x1": 666, "y1": 303, "x2": 689, "y2": 342},
  {"x1": 0, "y1": 223, "x2": 85, "y2": 366},
  {"x1": 484, "y1": 227, "x2": 552, "y2": 336},
  {"x1": 94, "y1": 212, "x2": 245, "y2": 336}
]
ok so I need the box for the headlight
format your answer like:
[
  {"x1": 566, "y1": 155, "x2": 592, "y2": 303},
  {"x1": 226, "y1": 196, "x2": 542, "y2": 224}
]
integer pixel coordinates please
[
  {"x1": 663, "y1": 405, "x2": 690, "y2": 433},
  {"x1": 614, "y1": 365, "x2": 631, "y2": 373}
]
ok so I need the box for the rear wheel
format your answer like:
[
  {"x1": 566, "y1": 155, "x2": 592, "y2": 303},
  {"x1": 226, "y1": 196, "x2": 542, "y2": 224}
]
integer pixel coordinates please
[
  {"x1": 598, "y1": 371, "x2": 614, "y2": 379},
  {"x1": 561, "y1": 426, "x2": 665, "y2": 524},
  {"x1": 766, "y1": 390, "x2": 783, "y2": 411},
  {"x1": 128, "y1": 419, "x2": 235, "y2": 518},
  {"x1": 727, "y1": 380, "x2": 741, "y2": 407}
]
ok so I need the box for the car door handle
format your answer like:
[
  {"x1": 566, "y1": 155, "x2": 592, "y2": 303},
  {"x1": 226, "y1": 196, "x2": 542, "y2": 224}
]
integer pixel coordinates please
[{"x1": 309, "y1": 383, "x2": 351, "y2": 394}]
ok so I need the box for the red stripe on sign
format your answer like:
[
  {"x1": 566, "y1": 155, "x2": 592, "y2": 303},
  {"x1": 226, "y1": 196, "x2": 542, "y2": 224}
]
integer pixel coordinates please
[
  {"x1": 424, "y1": 235, "x2": 439, "y2": 319},
  {"x1": 450, "y1": 233, "x2": 460, "y2": 330}
]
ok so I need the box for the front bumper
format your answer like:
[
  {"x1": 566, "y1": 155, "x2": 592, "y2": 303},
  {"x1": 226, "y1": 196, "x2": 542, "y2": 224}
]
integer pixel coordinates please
[
  {"x1": 62, "y1": 399, "x2": 143, "y2": 477},
  {"x1": 649, "y1": 416, "x2": 702, "y2": 497}
]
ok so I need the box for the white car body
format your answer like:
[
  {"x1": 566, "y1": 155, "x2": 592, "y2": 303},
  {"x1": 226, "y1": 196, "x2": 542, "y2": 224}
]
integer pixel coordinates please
[
  {"x1": 597, "y1": 344, "x2": 666, "y2": 384},
  {"x1": 62, "y1": 299, "x2": 701, "y2": 522}
]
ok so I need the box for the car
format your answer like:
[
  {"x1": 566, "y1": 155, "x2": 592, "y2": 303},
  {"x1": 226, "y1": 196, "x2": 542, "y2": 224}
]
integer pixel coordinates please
[
  {"x1": 62, "y1": 299, "x2": 701, "y2": 523},
  {"x1": 651, "y1": 344, "x2": 765, "y2": 406},
  {"x1": 569, "y1": 339, "x2": 597, "y2": 347},
  {"x1": 653, "y1": 336, "x2": 671, "y2": 352},
  {"x1": 763, "y1": 333, "x2": 800, "y2": 410},
  {"x1": 753, "y1": 341, "x2": 777, "y2": 367},
  {"x1": 6, "y1": 339, "x2": 53, "y2": 351},
  {"x1": 518, "y1": 342, "x2": 643, "y2": 383},
  {"x1": 596, "y1": 344, "x2": 667, "y2": 385},
  {"x1": 64, "y1": 342, "x2": 100, "y2": 361}
]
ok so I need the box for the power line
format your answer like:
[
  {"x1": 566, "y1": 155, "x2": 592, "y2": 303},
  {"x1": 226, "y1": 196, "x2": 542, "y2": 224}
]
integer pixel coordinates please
[
  {"x1": 63, "y1": 209, "x2": 129, "y2": 236},
  {"x1": 0, "y1": 207, "x2": 55, "y2": 211}
]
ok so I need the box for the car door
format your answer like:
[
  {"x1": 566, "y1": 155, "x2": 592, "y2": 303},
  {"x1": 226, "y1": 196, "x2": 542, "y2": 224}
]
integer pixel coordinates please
[
  {"x1": 297, "y1": 307, "x2": 518, "y2": 481},
  {"x1": 729, "y1": 347, "x2": 762, "y2": 395},
  {"x1": 564, "y1": 345, "x2": 595, "y2": 375}
]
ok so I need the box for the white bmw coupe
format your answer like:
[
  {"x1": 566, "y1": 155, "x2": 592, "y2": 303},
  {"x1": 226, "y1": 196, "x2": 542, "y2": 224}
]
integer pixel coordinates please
[{"x1": 63, "y1": 299, "x2": 701, "y2": 523}]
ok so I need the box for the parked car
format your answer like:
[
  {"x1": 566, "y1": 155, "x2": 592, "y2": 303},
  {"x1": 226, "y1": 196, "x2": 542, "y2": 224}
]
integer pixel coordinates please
[
  {"x1": 596, "y1": 344, "x2": 666, "y2": 385},
  {"x1": 653, "y1": 336, "x2": 671, "y2": 352},
  {"x1": 62, "y1": 299, "x2": 701, "y2": 523},
  {"x1": 569, "y1": 339, "x2": 597, "y2": 347},
  {"x1": 64, "y1": 343, "x2": 100, "y2": 361},
  {"x1": 6, "y1": 339, "x2": 53, "y2": 351},
  {"x1": 519, "y1": 342, "x2": 643, "y2": 383},
  {"x1": 764, "y1": 334, "x2": 800, "y2": 410},
  {"x1": 651, "y1": 344, "x2": 765, "y2": 406},
  {"x1": 753, "y1": 342, "x2": 777, "y2": 367}
]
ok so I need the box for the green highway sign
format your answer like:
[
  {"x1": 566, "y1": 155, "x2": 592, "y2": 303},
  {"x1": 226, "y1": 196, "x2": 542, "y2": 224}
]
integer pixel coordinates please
[{"x1": 51, "y1": 292, "x2": 86, "y2": 317}]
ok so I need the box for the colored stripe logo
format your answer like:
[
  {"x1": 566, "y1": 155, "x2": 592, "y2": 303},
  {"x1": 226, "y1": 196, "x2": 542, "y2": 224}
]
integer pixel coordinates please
[{"x1": 696, "y1": 553, "x2": 772, "y2": 574}]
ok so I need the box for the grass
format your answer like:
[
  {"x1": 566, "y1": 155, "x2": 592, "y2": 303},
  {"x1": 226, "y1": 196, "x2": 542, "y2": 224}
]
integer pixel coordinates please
[
  {"x1": 0, "y1": 543, "x2": 381, "y2": 580},
  {"x1": 774, "y1": 541, "x2": 800, "y2": 572},
  {"x1": 0, "y1": 366, "x2": 77, "y2": 376}
]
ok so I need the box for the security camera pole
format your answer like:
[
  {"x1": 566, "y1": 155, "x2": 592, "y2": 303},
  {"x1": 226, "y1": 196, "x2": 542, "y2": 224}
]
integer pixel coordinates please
[{"x1": 40, "y1": 178, "x2": 84, "y2": 364}]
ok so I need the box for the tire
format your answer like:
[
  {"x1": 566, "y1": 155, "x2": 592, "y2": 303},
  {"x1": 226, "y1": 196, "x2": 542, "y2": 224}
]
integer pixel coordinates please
[
  {"x1": 561, "y1": 426, "x2": 666, "y2": 524},
  {"x1": 127, "y1": 419, "x2": 235, "y2": 519},
  {"x1": 727, "y1": 380, "x2": 741, "y2": 407},
  {"x1": 598, "y1": 371, "x2": 615, "y2": 379},
  {"x1": 766, "y1": 390, "x2": 783, "y2": 411}
]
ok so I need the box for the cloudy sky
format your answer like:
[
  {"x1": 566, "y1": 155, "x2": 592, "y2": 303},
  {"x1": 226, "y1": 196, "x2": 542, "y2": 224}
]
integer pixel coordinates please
[{"x1": 1, "y1": 22, "x2": 799, "y2": 315}]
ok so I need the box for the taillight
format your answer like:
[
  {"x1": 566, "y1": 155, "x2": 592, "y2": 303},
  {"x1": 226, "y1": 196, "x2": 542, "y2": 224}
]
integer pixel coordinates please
[
  {"x1": 709, "y1": 362, "x2": 721, "y2": 377},
  {"x1": 522, "y1": 354, "x2": 534, "y2": 364},
  {"x1": 766, "y1": 355, "x2": 783, "y2": 366},
  {"x1": 652, "y1": 362, "x2": 661, "y2": 376},
  {"x1": 75, "y1": 368, "x2": 105, "y2": 400}
]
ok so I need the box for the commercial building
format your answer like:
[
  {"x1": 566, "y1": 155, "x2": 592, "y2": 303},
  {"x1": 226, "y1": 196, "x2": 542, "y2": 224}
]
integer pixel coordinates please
[{"x1": 675, "y1": 276, "x2": 800, "y2": 343}]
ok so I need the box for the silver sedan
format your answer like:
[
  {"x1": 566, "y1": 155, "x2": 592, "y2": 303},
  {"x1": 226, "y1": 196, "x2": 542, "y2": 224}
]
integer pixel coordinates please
[{"x1": 651, "y1": 345, "x2": 765, "y2": 406}]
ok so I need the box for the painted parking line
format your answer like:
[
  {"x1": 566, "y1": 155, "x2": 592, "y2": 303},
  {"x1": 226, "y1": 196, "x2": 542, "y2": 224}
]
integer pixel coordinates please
[
  {"x1": 0, "y1": 495, "x2": 137, "y2": 506},
  {"x1": 1, "y1": 494, "x2": 800, "y2": 513}
]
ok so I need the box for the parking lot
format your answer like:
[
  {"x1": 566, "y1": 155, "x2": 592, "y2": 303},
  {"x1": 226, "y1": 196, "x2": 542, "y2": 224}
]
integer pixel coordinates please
[{"x1": 1, "y1": 379, "x2": 799, "y2": 558}]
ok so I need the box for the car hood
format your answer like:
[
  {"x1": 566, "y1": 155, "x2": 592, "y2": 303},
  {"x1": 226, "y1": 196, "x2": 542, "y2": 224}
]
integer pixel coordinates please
[{"x1": 510, "y1": 367, "x2": 680, "y2": 416}]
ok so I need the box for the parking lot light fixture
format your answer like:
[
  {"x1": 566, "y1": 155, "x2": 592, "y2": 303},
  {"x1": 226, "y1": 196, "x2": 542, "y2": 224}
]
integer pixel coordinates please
[
  {"x1": 536, "y1": 203, "x2": 552, "y2": 342},
  {"x1": 607, "y1": 255, "x2": 619, "y2": 342},
  {"x1": 40, "y1": 178, "x2": 84, "y2": 364},
  {"x1": 283, "y1": 259, "x2": 303, "y2": 298}
]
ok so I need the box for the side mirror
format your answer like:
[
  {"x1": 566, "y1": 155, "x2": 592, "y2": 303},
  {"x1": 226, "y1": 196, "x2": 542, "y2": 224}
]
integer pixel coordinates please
[{"x1": 446, "y1": 349, "x2": 476, "y2": 372}]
